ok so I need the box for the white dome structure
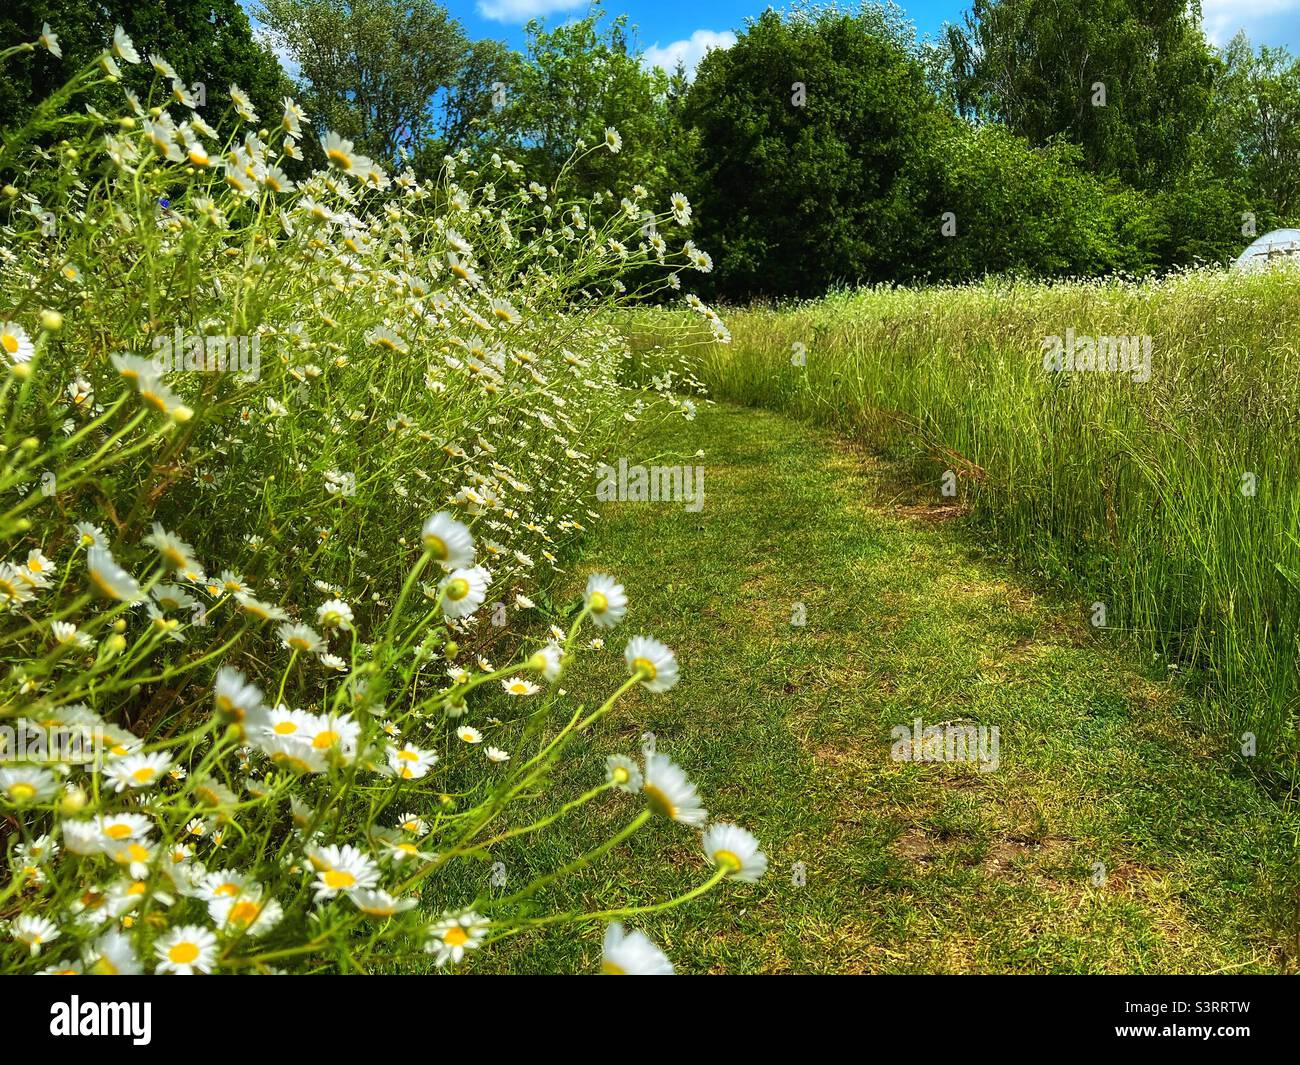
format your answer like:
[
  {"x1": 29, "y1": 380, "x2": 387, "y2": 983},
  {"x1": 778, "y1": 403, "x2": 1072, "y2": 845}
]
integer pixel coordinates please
[{"x1": 1233, "y1": 228, "x2": 1300, "y2": 271}]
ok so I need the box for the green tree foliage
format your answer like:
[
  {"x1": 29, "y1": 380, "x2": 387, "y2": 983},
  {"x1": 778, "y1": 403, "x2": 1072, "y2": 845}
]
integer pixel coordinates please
[
  {"x1": 683, "y1": 7, "x2": 938, "y2": 299},
  {"x1": 898, "y1": 122, "x2": 1151, "y2": 281},
  {"x1": 0, "y1": 0, "x2": 290, "y2": 135},
  {"x1": 481, "y1": 12, "x2": 673, "y2": 203},
  {"x1": 256, "y1": 0, "x2": 508, "y2": 162},
  {"x1": 948, "y1": 0, "x2": 1217, "y2": 189}
]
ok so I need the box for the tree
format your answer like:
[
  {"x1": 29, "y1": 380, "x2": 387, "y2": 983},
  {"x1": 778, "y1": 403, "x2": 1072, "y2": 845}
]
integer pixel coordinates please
[
  {"x1": 948, "y1": 0, "x2": 1217, "y2": 189},
  {"x1": 0, "y1": 0, "x2": 290, "y2": 136},
  {"x1": 481, "y1": 11, "x2": 674, "y2": 202},
  {"x1": 682, "y1": 6, "x2": 938, "y2": 299},
  {"x1": 255, "y1": 0, "x2": 504, "y2": 163}
]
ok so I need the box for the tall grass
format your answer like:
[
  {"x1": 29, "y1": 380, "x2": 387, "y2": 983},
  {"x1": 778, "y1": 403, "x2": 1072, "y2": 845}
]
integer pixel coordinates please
[{"x1": 628, "y1": 270, "x2": 1300, "y2": 777}]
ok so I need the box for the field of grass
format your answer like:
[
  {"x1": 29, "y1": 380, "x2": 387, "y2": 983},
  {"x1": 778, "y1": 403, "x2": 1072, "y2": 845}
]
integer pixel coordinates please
[
  {"x1": 628, "y1": 271, "x2": 1300, "y2": 781},
  {"x1": 476, "y1": 403, "x2": 1299, "y2": 974}
]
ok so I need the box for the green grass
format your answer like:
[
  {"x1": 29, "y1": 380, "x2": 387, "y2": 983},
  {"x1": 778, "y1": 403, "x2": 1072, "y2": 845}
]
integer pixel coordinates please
[
  {"x1": 473, "y1": 402, "x2": 1300, "y2": 974},
  {"x1": 625, "y1": 271, "x2": 1300, "y2": 777}
]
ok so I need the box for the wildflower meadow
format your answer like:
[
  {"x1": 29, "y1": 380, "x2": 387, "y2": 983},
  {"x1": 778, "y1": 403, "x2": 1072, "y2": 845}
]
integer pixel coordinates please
[
  {"x1": 0, "y1": 23, "x2": 752, "y2": 978},
  {"x1": 3, "y1": 0, "x2": 1300, "y2": 1016}
]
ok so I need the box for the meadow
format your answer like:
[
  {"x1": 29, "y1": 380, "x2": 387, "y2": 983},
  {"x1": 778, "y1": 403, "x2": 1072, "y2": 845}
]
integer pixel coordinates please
[
  {"x1": 3, "y1": 19, "x2": 1299, "y2": 979},
  {"x1": 628, "y1": 271, "x2": 1300, "y2": 782}
]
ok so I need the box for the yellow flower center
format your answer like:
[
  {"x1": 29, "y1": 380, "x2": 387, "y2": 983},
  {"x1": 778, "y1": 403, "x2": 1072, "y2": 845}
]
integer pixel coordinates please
[
  {"x1": 168, "y1": 942, "x2": 200, "y2": 964},
  {"x1": 1, "y1": 334, "x2": 18, "y2": 354},
  {"x1": 713, "y1": 849, "x2": 742, "y2": 872},
  {"x1": 643, "y1": 783, "x2": 676, "y2": 820},
  {"x1": 8, "y1": 782, "x2": 35, "y2": 802},
  {"x1": 588, "y1": 591, "x2": 608, "y2": 613},
  {"x1": 446, "y1": 578, "x2": 469, "y2": 601},
  {"x1": 600, "y1": 961, "x2": 626, "y2": 975},
  {"x1": 633, "y1": 657, "x2": 657, "y2": 680},
  {"x1": 105, "y1": 824, "x2": 133, "y2": 840},
  {"x1": 423, "y1": 535, "x2": 448, "y2": 558},
  {"x1": 323, "y1": 870, "x2": 355, "y2": 889},
  {"x1": 131, "y1": 767, "x2": 156, "y2": 783},
  {"x1": 312, "y1": 730, "x2": 339, "y2": 749},
  {"x1": 443, "y1": 926, "x2": 469, "y2": 947}
]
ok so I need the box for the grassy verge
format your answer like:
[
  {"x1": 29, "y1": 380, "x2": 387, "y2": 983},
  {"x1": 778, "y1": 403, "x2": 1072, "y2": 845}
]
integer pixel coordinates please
[{"x1": 473, "y1": 402, "x2": 1299, "y2": 973}]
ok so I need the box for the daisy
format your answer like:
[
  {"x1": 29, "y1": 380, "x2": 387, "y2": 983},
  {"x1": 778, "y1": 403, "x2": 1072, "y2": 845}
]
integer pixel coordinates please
[
  {"x1": 145, "y1": 523, "x2": 199, "y2": 571},
  {"x1": 84, "y1": 929, "x2": 143, "y2": 975},
  {"x1": 669, "y1": 191, "x2": 692, "y2": 226},
  {"x1": 111, "y1": 25, "x2": 141, "y2": 64},
  {"x1": 600, "y1": 921, "x2": 673, "y2": 975},
  {"x1": 262, "y1": 704, "x2": 311, "y2": 741},
  {"x1": 38, "y1": 23, "x2": 61, "y2": 58},
  {"x1": 316, "y1": 598, "x2": 353, "y2": 630},
  {"x1": 702, "y1": 823, "x2": 768, "y2": 883},
  {"x1": 348, "y1": 889, "x2": 418, "y2": 917},
  {"x1": 311, "y1": 844, "x2": 379, "y2": 900},
  {"x1": 321, "y1": 130, "x2": 359, "y2": 172},
  {"x1": 421, "y1": 512, "x2": 475, "y2": 568},
  {"x1": 95, "y1": 813, "x2": 153, "y2": 844},
  {"x1": 236, "y1": 594, "x2": 289, "y2": 622},
  {"x1": 527, "y1": 642, "x2": 564, "y2": 682},
  {"x1": 154, "y1": 925, "x2": 218, "y2": 975},
  {"x1": 12, "y1": 914, "x2": 59, "y2": 955},
  {"x1": 210, "y1": 894, "x2": 283, "y2": 937},
  {"x1": 501, "y1": 676, "x2": 539, "y2": 696},
  {"x1": 642, "y1": 754, "x2": 707, "y2": 826},
  {"x1": 85, "y1": 546, "x2": 143, "y2": 602},
  {"x1": 396, "y1": 813, "x2": 428, "y2": 834},
  {"x1": 301, "y1": 713, "x2": 360, "y2": 758},
  {"x1": 584, "y1": 573, "x2": 627, "y2": 628},
  {"x1": 438, "y1": 565, "x2": 489, "y2": 619},
  {"x1": 624, "y1": 636, "x2": 679, "y2": 693},
  {"x1": 456, "y1": 725, "x2": 482, "y2": 744},
  {"x1": 213, "y1": 666, "x2": 265, "y2": 725},
  {"x1": 0, "y1": 765, "x2": 58, "y2": 805},
  {"x1": 0, "y1": 321, "x2": 34, "y2": 364},
  {"x1": 604, "y1": 127, "x2": 622, "y2": 153},
  {"x1": 105, "y1": 751, "x2": 173, "y2": 793},
  {"x1": 424, "y1": 911, "x2": 487, "y2": 967},
  {"x1": 485, "y1": 746, "x2": 510, "y2": 763},
  {"x1": 386, "y1": 743, "x2": 438, "y2": 780},
  {"x1": 605, "y1": 754, "x2": 643, "y2": 793},
  {"x1": 278, "y1": 622, "x2": 325, "y2": 654}
]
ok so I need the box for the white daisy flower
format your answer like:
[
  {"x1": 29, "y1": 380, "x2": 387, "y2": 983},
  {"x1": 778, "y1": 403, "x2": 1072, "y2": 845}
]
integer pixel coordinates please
[
  {"x1": 624, "y1": 635, "x2": 679, "y2": 693},
  {"x1": 104, "y1": 751, "x2": 173, "y2": 793},
  {"x1": 702, "y1": 823, "x2": 768, "y2": 883},
  {"x1": 421, "y1": 512, "x2": 475, "y2": 568},
  {"x1": 310, "y1": 844, "x2": 380, "y2": 900},
  {"x1": 12, "y1": 914, "x2": 59, "y2": 955},
  {"x1": 601, "y1": 921, "x2": 673, "y2": 974},
  {"x1": 605, "y1": 754, "x2": 643, "y2": 793},
  {"x1": 642, "y1": 754, "x2": 707, "y2": 826},
  {"x1": 154, "y1": 925, "x2": 218, "y2": 975},
  {"x1": 584, "y1": 573, "x2": 627, "y2": 629},
  {"x1": 425, "y1": 910, "x2": 487, "y2": 966},
  {"x1": 438, "y1": 565, "x2": 489, "y2": 618}
]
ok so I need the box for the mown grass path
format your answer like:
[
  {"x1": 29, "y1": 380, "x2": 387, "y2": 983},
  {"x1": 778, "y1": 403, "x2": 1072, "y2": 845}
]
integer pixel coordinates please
[{"x1": 488, "y1": 403, "x2": 1299, "y2": 974}]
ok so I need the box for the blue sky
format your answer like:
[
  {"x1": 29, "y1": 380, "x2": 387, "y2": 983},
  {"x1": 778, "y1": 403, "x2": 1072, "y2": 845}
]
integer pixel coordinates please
[
  {"x1": 444, "y1": 0, "x2": 1300, "y2": 71},
  {"x1": 245, "y1": 1, "x2": 1300, "y2": 78}
]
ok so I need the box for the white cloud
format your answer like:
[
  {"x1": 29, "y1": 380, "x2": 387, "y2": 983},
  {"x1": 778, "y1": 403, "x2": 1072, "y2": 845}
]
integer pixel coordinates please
[
  {"x1": 476, "y1": 0, "x2": 585, "y2": 22},
  {"x1": 1201, "y1": 0, "x2": 1300, "y2": 45},
  {"x1": 643, "y1": 29, "x2": 737, "y2": 80}
]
